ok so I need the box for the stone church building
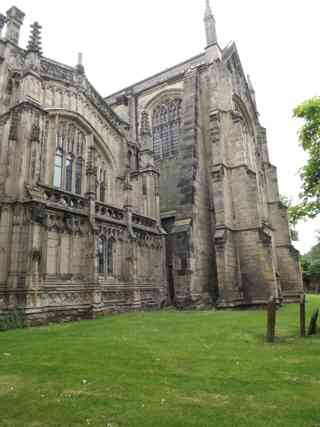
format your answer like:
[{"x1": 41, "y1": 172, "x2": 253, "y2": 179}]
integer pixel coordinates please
[{"x1": 0, "y1": 2, "x2": 303, "y2": 324}]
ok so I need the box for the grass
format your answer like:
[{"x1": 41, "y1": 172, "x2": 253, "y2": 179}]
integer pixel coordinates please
[{"x1": 1, "y1": 296, "x2": 320, "y2": 427}]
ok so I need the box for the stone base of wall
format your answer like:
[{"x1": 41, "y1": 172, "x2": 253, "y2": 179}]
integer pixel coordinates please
[{"x1": 0, "y1": 283, "x2": 165, "y2": 326}]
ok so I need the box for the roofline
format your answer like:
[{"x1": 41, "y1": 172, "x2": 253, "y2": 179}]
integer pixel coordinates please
[{"x1": 104, "y1": 52, "x2": 205, "y2": 101}]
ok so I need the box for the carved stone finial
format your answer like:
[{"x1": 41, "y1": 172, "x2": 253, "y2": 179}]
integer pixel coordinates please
[
  {"x1": 76, "y1": 52, "x2": 85, "y2": 74},
  {"x1": 204, "y1": 0, "x2": 218, "y2": 47},
  {"x1": 140, "y1": 110, "x2": 151, "y2": 137},
  {"x1": 205, "y1": 0, "x2": 212, "y2": 17},
  {"x1": 27, "y1": 22, "x2": 43, "y2": 55}
]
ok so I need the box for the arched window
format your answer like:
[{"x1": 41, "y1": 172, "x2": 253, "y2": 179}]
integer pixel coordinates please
[
  {"x1": 75, "y1": 158, "x2": 83, "y2": 195},
  {"x1": 53, "y1": 120, "x2": 86, "y2": 194},
  {"x1": 152, "y1": 98, "x2": 181, "y2": 160},
  {"x1": 107, "y1": 240, "x2": 113, "y2": 275},
  {"x1": 234, "y1": 97, "x2": 256, "y2": 171},
  {"x1": 65, "y1": 154, "x2": 73, "y2": 192},
  {"x1": 53, "y1": 148, "x2": 63, "y2": 189},
  {"x1": 97, "y1": 236, "x2": 106, "y2": 275},
  {"x1": 97, "y1": 237, "x2": 114, "y2": 276}
]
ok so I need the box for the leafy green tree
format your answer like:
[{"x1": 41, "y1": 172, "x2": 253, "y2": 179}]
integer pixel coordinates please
[
  {"x1": 291, "y1": 97, "x2": 320, "y2": 223},
  {"x1": 301, "y1": 233, "x2": 320, "y2": 291}
]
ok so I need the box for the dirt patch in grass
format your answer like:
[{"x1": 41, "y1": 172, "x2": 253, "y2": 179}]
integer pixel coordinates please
[{"x1": 178, "y1": 391, "x2": 229, "y2": 407}]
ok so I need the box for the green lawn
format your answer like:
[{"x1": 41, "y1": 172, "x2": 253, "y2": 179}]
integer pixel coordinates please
[{"x1": 1, "y1": 296, "x2": 320, "y2": 427}]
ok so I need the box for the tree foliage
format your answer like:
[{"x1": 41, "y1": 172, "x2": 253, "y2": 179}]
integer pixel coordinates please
[
  {"x1": 301, "y1": 234, "x2": 320, "y2": 288},
  {"x1": 292, "y1": 97, "x2": 320, "y2": 223}
]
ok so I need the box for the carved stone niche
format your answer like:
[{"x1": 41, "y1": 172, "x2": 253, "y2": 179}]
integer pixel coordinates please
[{"x1": 211, "y1": 165, "x2": 225, "y2": 183}]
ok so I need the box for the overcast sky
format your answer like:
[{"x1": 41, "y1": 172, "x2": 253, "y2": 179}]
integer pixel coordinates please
[{"x1": 2, "y1": 0, "x2": 319, "y2": 253}]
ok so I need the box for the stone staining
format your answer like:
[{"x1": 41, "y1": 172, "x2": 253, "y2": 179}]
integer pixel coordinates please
[
  {"x1": 105, "y1": 0, "x2": 303, "y2": 309},
  {"x1": 0, "y1": 1, "x2": 303, "y2": 325},
  {"x1": 0, "y1": 5, "x2": 166, "y2": 325}
]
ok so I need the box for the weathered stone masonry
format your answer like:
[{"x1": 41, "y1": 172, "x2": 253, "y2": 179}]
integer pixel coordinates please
[
  {"x1": 106, "y1": 1, "x2": 303, "y2": 308},
  {"x1": 0, "y1": 6, "x2": 167, "y2": 324},
  {"x1": 0, "y1": 2, "x2": 303, "y2": 325}
]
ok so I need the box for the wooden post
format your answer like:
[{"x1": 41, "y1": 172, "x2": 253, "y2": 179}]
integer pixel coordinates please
[
  {"x1": 300, "y1": 294, "x2": 306, "y2": 337},
  {"x1": 266, "y1": 297, "x2": 276, "y2": 343},
  {"x1": 307, "y1": 308, "x2": 319, "y2": 336}
]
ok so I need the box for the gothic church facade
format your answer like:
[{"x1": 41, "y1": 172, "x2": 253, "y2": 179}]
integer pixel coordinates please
[{"x1": 0, "y1": 3, "x2": 303, "y2": 324}]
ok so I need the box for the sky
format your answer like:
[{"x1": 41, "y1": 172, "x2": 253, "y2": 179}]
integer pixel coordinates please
[{"x1": 1, "y1": 0, "x2": 319, "y2": 253}]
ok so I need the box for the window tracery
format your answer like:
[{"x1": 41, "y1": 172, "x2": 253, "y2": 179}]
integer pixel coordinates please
[
  {"x1": 53, "y1": 120, "x2": 86, "y2": 193},
  {"x1": 152, "y1": 98, "x2": 182, "y2": 160}
]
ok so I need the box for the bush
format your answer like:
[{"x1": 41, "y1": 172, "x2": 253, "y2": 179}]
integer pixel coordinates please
[{"x1": 0, "y1": 306, "x2": 25, "y2": 332}]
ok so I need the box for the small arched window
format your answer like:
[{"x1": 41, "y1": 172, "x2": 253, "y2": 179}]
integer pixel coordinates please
[{"x1": 152, "y1": 98, "x2": 181, "y2": 160}]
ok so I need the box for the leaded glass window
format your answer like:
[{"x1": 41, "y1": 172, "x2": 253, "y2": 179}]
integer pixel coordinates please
[
  {"x1": 75, "y1": 158, "x2": 83, "y2": 195},
  {"x1": 65, "y1": 155, "x2": 73, "y2": 192},
  {"x1": 152, "y1": 98, "x2": 181, "y2": 160},
  {"x1": 97, "y1": 237, "x2": 113, "y2": 276},
  {"x1": 97, "y1": 237, "x2": 105, "y2": 275},
  {"x1": 53, "y1": 120, "x2": 86, "y2": 194},
  {"x1": 53, "y1": 148, "x2": 63, "y2": 189}
]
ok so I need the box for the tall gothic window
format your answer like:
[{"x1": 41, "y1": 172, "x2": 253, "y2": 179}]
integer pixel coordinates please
[
  {"x1": 107, "y1": 240, "x2": 113, "y2": 275},
  {"x1": 234, "y1": 98, "x2": 256, "y2": 171},
  {"x1": 152, "y1": 98, "x2": 182, "y2": 160},
  {"x1": 97, "y1": 237, "x2": 105, "y2": 275},
  {"x1": 65, "y1": 155, "x2": 73, "y2": 192},
  {"x1": 53, "y1": 148, "x2": 63, "y2": 189},
  {"x1": 97, "y1": 237, "x2": 114, "y2": 276},
  {"x1": 75, "y1": 158, "x2": 83, "y2": 195},
  {"x1": 53, "y1": 120, "x2": 86, "y2": 193}
]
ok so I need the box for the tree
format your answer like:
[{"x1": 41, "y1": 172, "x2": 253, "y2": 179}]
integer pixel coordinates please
[
  {"x1": 291, "y1": 97, "x2": 320, "y2": 223},
  {"x1": 301, "y1": 233, "x2": 320, "y2": 292}
]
